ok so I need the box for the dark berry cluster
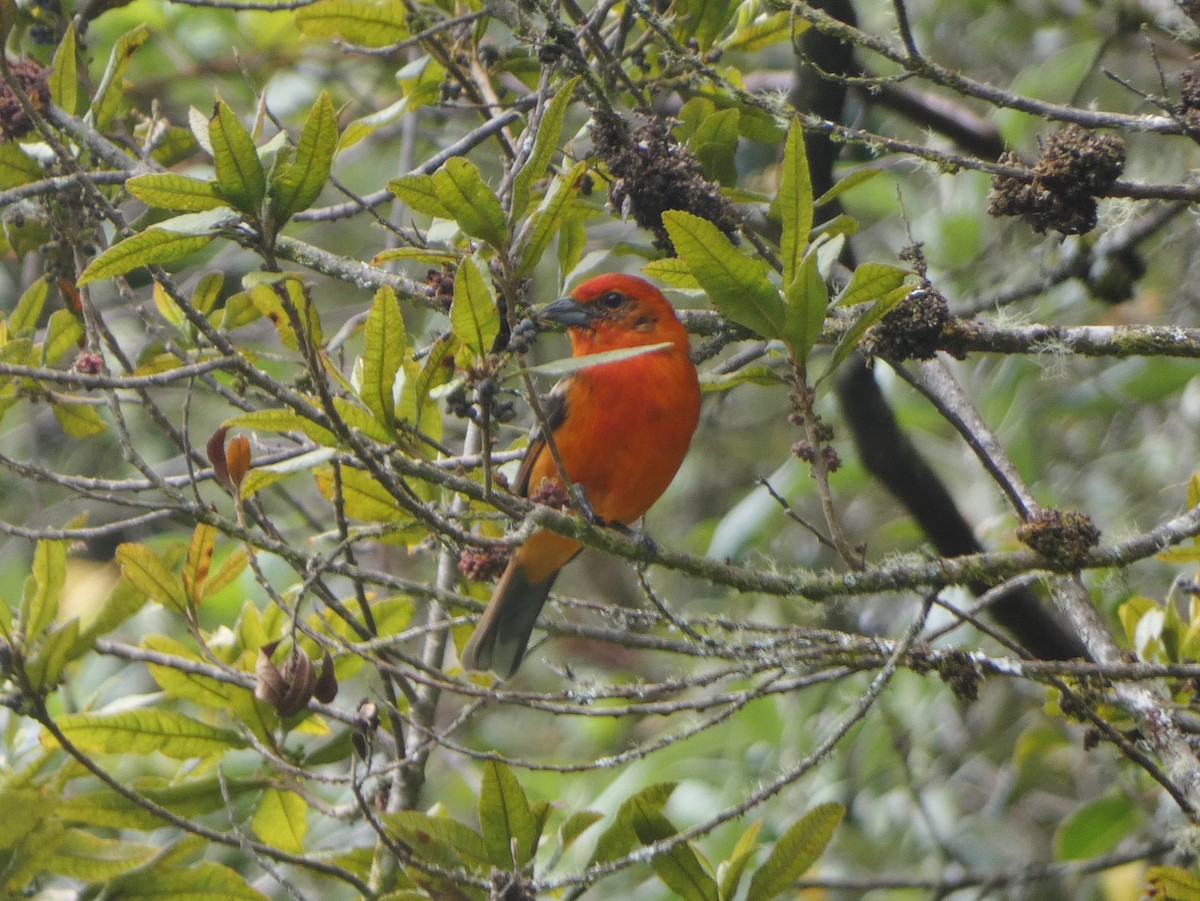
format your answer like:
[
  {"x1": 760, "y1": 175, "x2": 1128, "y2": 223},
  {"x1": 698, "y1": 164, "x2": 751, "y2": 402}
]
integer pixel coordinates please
[
  {"x1": 988, "y1": 125, "x2": 1125, "y2": 235},
  {"x1": 590, "y1": 112, "x2": 740, "y2": 252}
]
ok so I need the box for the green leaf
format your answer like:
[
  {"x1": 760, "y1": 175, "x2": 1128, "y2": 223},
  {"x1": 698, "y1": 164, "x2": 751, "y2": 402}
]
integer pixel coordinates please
[
  {"x1": 822, "y1": 283, "x2": 909, "y2": 378},
  {"x1": 4, "y1": 817, "x2": 66, "y2": 891},
  {"x1": 516, "y1": 160, "x2": 587, "y2": 278},
  {"x1": 512, "y1": 76, "x2": 580, "y2": 217},
  {"x1": 314, "y1": 465, "x2": 410, "y2": 523},
  {"x1": 293, "y1": 0, "x2": 409, "y2": 47},
  {"x1": 20, "y1": 538, "x2": 66, "y2": 639},
  {"x1": 200, "y1": 547, "x2": 248, "y2": 599},
  {"x1": 833, "y1": 262, "x2": 910, "y2": 308},
  {"x1": 25, "y1": 617, "x2": 80, "y2": 690},
  {"x1": 52, "y1": 401, "x2": 107, "y2": 438},
  {"x1": 8, "y1": 276, "x2": 48, "y2": 336},
  {"x1": 434, "y1": 157, "x2": 508, "y2": 248},
  {"x1": 689, "y1": 107, "x2": 740, "y2": 186},
  {"x1": 814, "y1": 167, "x2": 883, "y2": 209},
  {"x1": 340, "y1": 94, "x2": 413, "y2": 153},
  {"x1": 745, "y1": 803, "x2": 844, "y2": 901},
  {"x1": 559, "y1": 811, "x2": 604, "y2": 852},
  {"x1": 1147, "y1": 866, "x2": 1200, "y2": 901},
  {"x1": 47, "y1": 829, "x2": 156, "y2": 881},
  {"x1": 249, "y1": 277, "x2": 323, "y2": 352},
  {"x1": 779, "y1": 119, "x2": 813, "y2": 288},
  {"x1": 192, "y1": 272, "x2": 224, "y2": 315},
  {"x1": 679, "y1": 0, "x2": 736, "y2": 49},
  {"x1": 781, "y1": 251, "x2": 827, "y2": 362},
  {"x1": 450, "y1": 253, "x2": 500, "y2": 358},
  {"x1": 0, "y1": 142, "x2": 42, "y2": 189},
  {"x1": 78, "y1": 228, "x2": 217, "y2": 284},
  {"x1": 642, "y1": 257, "x2": 702, "y2": 290},
  {"x1": 224, "y1": 407, "x2": 337, "y2": 447},
  {"x1": 630, "y1": 799, "x2": 718, "y2": 901},
  {"x1": 719, "y1": 820, "x2": 762, "y2": 901},
  {"x1": 115, "y1": 543, "x2": 186, "y2": 613},
  {"x1": 591, "y1": 783, "x2": 677, "y2": 866},
  {"x1": 210, "y1": 100, "x2": 267, "y2": 216},
  {"x1": 88, "y1": 24, "x2": 149, "y2": 130},
  {"x1": 49, "y1": 23, "x2": 78, "y2": 115},
  {"x1": 272, "y1": 91, "x2": 338, "y2": 220},
  {"x1": 383, "y1": 810, "x2": 491, "y2": 873},
  {"x1": 110, "y1": 860, "x2": 269, "y2": 901},
  {"x1": 372, "y1": 247, "x2": 462, "y2": 266},
  {"x1": 42, "y1": 308, "x2": 83, "y2": 365},
  {"x1": 361, "y1": 284, "x2": 406, "y2": 427},
  {"x1": 47, "y1": 710, "x2": 248, "y2": 759},
  {"x1": 662, "y1": 210, "x2": 785, "y2": 340},
  {"x1": 126, "y1": 173, "x2": 226, "y2": 212},
  {"x1": 721, "y1": 11, "x2": 794, "y2": 52},
  {"x1": 479, "y1": 760, "x2": 538, "y2": 869},
  {"x1": 1054, "y1": 793, "x2": 1140, "y2": 861},
  {"x1": 253, "y1": 788, "x2": 308, "y2": 855},
  {"x1": 142, "y1": 635, "x2": 231, "y2": 708},
  {"x1": 388, "y1": 173, "x2": 452, "y2": 219}
]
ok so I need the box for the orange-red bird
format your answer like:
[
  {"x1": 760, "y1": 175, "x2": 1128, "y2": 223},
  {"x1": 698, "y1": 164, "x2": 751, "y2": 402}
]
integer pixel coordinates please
[{"x1": 461, "y1": 274, "x2": 701, "y2": 678}]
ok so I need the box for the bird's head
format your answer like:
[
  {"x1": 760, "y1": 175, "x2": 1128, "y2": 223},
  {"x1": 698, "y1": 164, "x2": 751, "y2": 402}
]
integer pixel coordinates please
[{"x1": 538, "y1": 274, "x2": 689, "y2": 354}]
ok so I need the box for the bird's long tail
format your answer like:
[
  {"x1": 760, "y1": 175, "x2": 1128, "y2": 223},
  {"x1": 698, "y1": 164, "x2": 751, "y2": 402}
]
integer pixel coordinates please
[{"x1": 461, "y1": 560, "x2": 558, "y2": 679}]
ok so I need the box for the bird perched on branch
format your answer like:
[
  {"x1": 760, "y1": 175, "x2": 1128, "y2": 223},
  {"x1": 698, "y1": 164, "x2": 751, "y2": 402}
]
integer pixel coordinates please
[{"x1": 461, "y1": 273, "x2": 701, "y2": 678}]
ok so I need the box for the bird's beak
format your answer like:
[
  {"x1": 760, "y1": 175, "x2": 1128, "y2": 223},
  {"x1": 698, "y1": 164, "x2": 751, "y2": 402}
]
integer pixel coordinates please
[{"x1": 538, "y1": 296, "x2": 595, "y2": 328}]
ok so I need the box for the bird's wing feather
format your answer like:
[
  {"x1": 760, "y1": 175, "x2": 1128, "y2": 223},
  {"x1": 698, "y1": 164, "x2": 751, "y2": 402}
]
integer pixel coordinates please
[{"x1": 513, "y1": 378, "x2": 571, "y2": 497}]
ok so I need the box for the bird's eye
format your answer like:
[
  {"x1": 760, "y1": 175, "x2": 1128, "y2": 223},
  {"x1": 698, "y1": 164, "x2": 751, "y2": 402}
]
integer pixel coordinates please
[{"x1": 601, "y1": 291, "x2": 624, "y2": 309}]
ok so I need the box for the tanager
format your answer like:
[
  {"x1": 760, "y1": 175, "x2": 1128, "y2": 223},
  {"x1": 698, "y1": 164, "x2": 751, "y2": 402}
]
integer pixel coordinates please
[{"x1": 461, "y1": 274, "x2": 701, "y2": 678}]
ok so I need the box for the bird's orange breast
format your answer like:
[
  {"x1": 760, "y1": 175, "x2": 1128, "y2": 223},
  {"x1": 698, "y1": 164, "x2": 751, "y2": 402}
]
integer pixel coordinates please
[{"x1": 518, "y1": 344, "x2": 700, "y2": 578}]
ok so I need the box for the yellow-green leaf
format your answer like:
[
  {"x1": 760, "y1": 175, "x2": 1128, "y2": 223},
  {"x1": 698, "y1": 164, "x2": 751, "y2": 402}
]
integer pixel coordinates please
[
  {"x1": 20, "y1": 538, "x2": 66, "y2": 640},
  {"x1": 512, "y1": 76, "x2": 580, "y2": 217},
  {"x1": 479, "y1": 760, "x2": 538, "y2": 869},
  {"x1": 0, "y1": 142, "x2": 42, "y2": 190},
  {"x1": 210, "y1": 100, "x2": 266, "y2": 216},
  {"x1": 78, "y1": 229, "x2": 216, "y2": 284},
  {"x1": 314, "y1": 465, "x2": 408, "y2": 523},
  {"x1": 47, "y1": 710, "x2": 247, "y2": 759},
  {"x1": 361, "y1": 284, "x2": 406, "y2": 426},
  {"x1": 450, "y1": 253, "x2": 499, "y2": 358},
  {"x1": 182, "y1": 522, "x2": 216, "y2": 604},
  {"x1": 253, "y1": 788, "x2": 307, "y2": 855},
  {"x1": 49, "y1": 23, "x2": 78, "y2": 115},
  {"x1": 516, "y1": 160, "x2": 586, "y2": 278},
  {"x1": 433, "y1": 157, "x2": 507, "y2": 249},
  {"x1": 109, "y1": 860, "x2": 268, "y2": 901},
  {"x1": 51, "y1": 402, "x2": 106, "y2": 438},
  {"x1": 47, "y1": 829, "x2": 156, "y2": 881},
  {"x1": 630, "y1": 799, "x2": 718, "y2": 901},
  {"x1": 387, "y1": 172, "x2": 451, "y2": 219},
  {"x1": 746, "y1": 803, "x2": 844, "y2": 901},
  {"x1": 9, "y1": 276, "x2": 49, "y2": 336},
  {"x1": 42, "y1": 308, "x2": 83, "y2": 364},
  {"x1": 201, "y1": 548, "x2": 249, "y2": 600},
  {"x1": 143, "y1": 634, "x2": 231, "y2": 708},
  {"x1": 89, "y1": 24, "x2": 149, "y2": 130},
  {"x1": 293, "y1": 0, "x2": 408, "y2": 47},
  {"x1": 782, "y1": 250, "x2": 828, "y2": 362},
  {"x1": 115, "y1": 543, "x2": 186, "y2": 613},
  {"x1": 127, "y1": 173, "x2": 226, "y2": 212},
  {"x1": 662, "y1": 210, "x2": 784, "y2": 340},
  {"x1": 272, "y1": 91, "x2": 338, "y2": 220},
  {"x1": 779, "y1": 119, "x2": 813, "y2": 288}
]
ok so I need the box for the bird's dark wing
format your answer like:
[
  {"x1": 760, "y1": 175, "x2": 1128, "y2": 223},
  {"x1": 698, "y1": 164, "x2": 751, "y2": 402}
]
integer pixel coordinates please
[{"x1": 513, "y1": 377, "x2": 571, "y2": 497}]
